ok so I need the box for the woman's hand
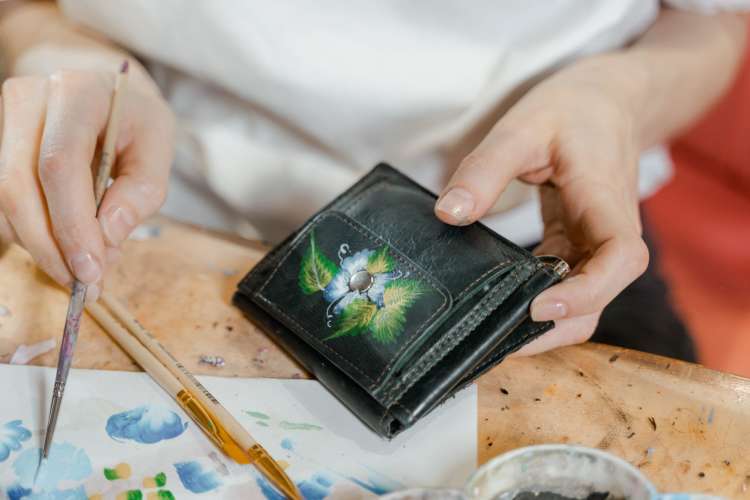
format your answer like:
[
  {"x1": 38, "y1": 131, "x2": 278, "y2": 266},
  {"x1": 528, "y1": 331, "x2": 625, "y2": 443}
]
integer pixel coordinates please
[
  {"x1": 434, "y1": 7, "x2": 747, "y2": 356},
  {"x1": 0, "y1": 68, "x2": 174, "y2": 300},
  {"x1": 435, "y1": 56, "x2": 650, "y2": 355}
]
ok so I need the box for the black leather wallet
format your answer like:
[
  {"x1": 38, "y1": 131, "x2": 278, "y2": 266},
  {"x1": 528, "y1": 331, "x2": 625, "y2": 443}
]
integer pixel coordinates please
[{"x1": 233, "y1": 164, "x2": 568, "y2": 438}]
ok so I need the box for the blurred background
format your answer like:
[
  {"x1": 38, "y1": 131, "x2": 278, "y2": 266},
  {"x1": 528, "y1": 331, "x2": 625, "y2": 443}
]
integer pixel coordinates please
[{"x1": 644, "y1": 19, "x2": 750, "y2": 377}]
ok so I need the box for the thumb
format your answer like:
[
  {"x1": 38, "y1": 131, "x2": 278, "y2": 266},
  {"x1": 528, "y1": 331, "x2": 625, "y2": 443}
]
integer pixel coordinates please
[{"x1": 435, "y1": 127, "x2": 551, "y2": 225}]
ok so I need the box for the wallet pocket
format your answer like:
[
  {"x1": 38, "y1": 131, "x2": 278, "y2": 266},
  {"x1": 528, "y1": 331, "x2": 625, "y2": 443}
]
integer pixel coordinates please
[{"x1": 256, "y1": 211, "x2": 454, "y2": 399}]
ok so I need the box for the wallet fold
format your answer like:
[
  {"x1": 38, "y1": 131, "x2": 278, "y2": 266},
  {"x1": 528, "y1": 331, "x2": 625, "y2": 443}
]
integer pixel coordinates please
[{"x1": 234, "y1": 163, "x2": 567, "y2": 437}]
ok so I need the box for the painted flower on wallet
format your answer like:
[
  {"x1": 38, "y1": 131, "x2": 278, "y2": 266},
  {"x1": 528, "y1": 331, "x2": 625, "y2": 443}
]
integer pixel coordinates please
[{"x1": 298, "y1": 234, "x2": 424, "y2": 343}]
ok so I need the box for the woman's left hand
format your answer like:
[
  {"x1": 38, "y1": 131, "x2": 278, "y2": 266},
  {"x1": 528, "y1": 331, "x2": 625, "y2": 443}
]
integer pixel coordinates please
[{"x1": 434, "y1": 56, "x2": 650, "y2": 355}]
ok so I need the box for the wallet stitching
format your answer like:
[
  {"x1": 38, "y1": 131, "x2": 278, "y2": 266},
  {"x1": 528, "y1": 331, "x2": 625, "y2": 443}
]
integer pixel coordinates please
[
  {"x1": 255, "y1": 211, "x2": 449, "y2": 389},
  {"x1": 455, "y1": 261, "x2": 512, "y2": 298},
  {"x1": 381, "y1": 261, "x2": 538, "y2": 404},
  {"x1": 396, "y1": 320, "x2": 551, "y2": 421}
]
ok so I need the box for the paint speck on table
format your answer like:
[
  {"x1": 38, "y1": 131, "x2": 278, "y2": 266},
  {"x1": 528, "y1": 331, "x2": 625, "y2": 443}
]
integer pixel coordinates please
[
  {"x1": 9, "y1": 338, "x2": 56, "y2": 365},
  {"x1": 0, "y1": 304, "x2": 10, "y2": 317},
  {"x1": 174, "y1": 460, "x2": 222, "y2": 493},
  {"x1": 253, "y1": 347, "x2": 269, "y2": 368},
  {"x1": 199, "y1": 355, "x2": 225, "y2": 367},
  {"x1": 707, "y1": 407, "x2": 715, "y2": 424}
]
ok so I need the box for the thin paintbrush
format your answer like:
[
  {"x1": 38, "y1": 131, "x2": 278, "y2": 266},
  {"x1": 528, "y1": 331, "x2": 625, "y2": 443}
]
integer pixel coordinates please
[
  {"x1": 88, "y1": 295, "x2": 301, "y2": 500},
  {"x1": 42, "y1": 61, "x2": 129, "y2": 459}
]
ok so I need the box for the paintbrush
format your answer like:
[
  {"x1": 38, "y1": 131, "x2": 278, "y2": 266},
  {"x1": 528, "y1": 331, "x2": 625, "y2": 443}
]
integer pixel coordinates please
[
  {"x1": 87, "y1": 293, "x2": 301, "y2": 500},
  {"x1": 42, "y1": 61, "x2": 129, "y2": 459}
]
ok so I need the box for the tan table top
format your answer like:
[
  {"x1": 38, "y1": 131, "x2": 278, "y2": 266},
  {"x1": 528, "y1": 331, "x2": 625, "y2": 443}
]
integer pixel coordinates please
[{"x1": 1, "y1": 217, "x2": 749, "y2": 498}]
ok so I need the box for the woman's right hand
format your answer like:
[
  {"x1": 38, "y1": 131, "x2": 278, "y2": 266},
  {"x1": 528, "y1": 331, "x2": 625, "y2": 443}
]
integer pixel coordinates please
[{"x1": 0, "y1": 67, "x2": 175, "y2": 300}]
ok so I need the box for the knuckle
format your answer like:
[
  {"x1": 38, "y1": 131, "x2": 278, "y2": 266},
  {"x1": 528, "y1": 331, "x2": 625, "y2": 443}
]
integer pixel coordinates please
[
  {"x1": 148, "y1": 183, "x2": 168, "y2": 209},
  {"x1": 38, "y1": 149, "x2": 67, "y2": 178},
  {"x1": 1, "y1": 76, "x2": 43, "y2": 104},
  {"x1": 459, "y1": 152, "x2": 487, "y2": 174},
  {"x1": 624, "y1": 237, "x2": 649, "y2": 276},
  {"x1": 0, "y1": 182, "x2": 19, "y2": 217}
]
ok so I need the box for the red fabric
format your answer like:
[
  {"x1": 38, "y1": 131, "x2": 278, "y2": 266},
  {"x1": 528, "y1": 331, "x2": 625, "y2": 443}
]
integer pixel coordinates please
[{"x1": 644, "y1": 23, "x2": 750, "y2": 375}]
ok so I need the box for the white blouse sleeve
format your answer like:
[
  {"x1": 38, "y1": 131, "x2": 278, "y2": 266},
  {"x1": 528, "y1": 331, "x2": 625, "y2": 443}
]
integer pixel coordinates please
[{"x1": 663, "y1": 0, "x2": 750, "y2": 13}]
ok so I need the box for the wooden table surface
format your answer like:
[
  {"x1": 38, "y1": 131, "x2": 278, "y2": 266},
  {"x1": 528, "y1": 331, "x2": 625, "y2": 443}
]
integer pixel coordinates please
[{"x1": 2, "y1": 217, "x2": 749, "y2": 498}]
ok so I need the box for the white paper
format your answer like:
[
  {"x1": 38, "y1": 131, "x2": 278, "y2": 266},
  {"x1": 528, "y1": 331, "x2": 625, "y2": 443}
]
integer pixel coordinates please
[{"x1": 0, "y1": 364, "x2": 476, "y2": 499}]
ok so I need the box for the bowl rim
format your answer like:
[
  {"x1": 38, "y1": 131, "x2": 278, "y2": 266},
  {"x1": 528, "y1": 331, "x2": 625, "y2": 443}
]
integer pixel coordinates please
[{"x1": 463, "y1": 443, "x2": 659, "y2": 498}]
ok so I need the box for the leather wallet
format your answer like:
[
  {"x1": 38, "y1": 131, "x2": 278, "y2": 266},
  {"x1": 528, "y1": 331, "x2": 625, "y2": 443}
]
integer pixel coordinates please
[{"x1": 233, "y1": 163, "x2": 569, "y2": 438}]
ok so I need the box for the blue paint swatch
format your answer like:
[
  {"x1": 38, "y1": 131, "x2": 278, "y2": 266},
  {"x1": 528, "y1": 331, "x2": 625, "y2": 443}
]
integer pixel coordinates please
[
  {"x1": 10, "y1": 442, "x2": 91, "y2": 499},
  {"x1": 7, "y1": 484, "x2": 88, "y2": 500},
  {"x1": 106, "y1": 405, "x2": 187, "y2": 444},
  {"x1": 6, "y1": 484, "x2": 31, "y2": 500},
  {"x1": 174, "y1": 460, "x2": 222, "y2": 493},
  {"x1": 256, "y1": 472, "x2": 334, "y2": 500},
  {"x1": 0, "y1": 420, "x2": 31, "y2": 462},
  {"x1": 280, "y1": 438, "x2": 294, "y2": 451},
  {"x1": 298, "y1": 473, "x2": 334, "y2": 500},
  {"x1": 348, "y1": 476, "x2": 392, "y2": 496}
]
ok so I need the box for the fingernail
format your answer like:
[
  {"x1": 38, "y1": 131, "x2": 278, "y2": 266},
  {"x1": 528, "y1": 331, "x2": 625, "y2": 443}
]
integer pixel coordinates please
[
  {"x1": 530, "y1": 299, "x2": 567, "y2": 321},
  {"x1": 86, "y1": 283, "x2": 101, "y2": 303},
  {"x1": 70, "y1": 252, "x2": 101, "y2": 284},
  {"x1": 101, "y1": 206, "x2": 137, "y2": 246},
  {"x1": 436, "y1": 187, "x2": 475, "y2": 225}
]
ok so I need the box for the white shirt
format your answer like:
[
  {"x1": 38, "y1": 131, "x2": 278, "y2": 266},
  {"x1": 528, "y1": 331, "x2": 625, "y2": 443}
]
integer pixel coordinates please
[{"x1": 59, "y1": 0, "x2": 748, "y2": 243}]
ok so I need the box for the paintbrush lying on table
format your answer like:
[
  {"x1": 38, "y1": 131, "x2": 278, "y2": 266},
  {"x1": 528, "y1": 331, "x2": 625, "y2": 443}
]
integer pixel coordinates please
[{"x1": 86, "y1": 292, "x2": 301, "y2": 500}]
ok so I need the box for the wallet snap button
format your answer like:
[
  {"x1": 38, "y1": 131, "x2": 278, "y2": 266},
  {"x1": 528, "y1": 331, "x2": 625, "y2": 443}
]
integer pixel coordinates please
[{"x1": 349, "y1": 270, "x2": 374, "y2": 292}]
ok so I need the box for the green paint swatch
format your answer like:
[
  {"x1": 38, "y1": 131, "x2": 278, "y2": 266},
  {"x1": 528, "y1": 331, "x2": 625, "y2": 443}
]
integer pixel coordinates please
[
  {"x1": 157, "y1": 491, "x2": 175, "y2": 500},
  {"x1": 103, "y1": 467, "x2": 119, "y2": 480},
  {"x1": 154, "y1": 472, "x2": 167, "y2": 487},
  {"x1": 280, "y1": 420, "x2": 323, "y2": 431},
  {"x1": 244, "y1": 410, "x2": 270, "y2": 420},
  {"x1": 256, "y1": 421, "x2": 269, "y2": 427},
  {"x1": 125, "y1": 491, "x2": 143, "y2": 500}
]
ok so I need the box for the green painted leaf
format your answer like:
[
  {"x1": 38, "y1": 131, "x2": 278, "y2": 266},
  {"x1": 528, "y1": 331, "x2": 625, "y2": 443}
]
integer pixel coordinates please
[
  {"x1": 367, "y1": 246, "x2": 394, "y2": 274},
  {"x1": 298, "y1": 233, "x2": 338, "y2": 294},
  {"x1": 325, "y1": 299, "x2": 377, "y2": 340},
  {"x1": 370, "y1": 280, "x2": 424, "y2": 343}
]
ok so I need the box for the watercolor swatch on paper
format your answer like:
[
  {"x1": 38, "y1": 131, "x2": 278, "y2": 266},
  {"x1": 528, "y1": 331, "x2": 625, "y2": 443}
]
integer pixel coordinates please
[
  {"x1": 106, "y1": 405, "x2": 187, "y2": 444},
  {"x1": 0, "y1": 420, "x2": 31, "y2": 463},
  {"x1": 174, "y1": 460, "x2": 222, "y2": 493}
]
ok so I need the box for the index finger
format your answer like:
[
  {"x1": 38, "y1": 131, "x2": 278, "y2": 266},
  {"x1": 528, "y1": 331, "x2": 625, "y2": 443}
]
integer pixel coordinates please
[{"x1": 38, "y1": 72, "x2": 112, "y2": 286}]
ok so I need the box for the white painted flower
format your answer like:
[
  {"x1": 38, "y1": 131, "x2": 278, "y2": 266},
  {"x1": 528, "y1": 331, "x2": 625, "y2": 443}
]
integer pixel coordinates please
[{"x1": 324, "y1": 250, "x2": 369, "y2": 311}]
